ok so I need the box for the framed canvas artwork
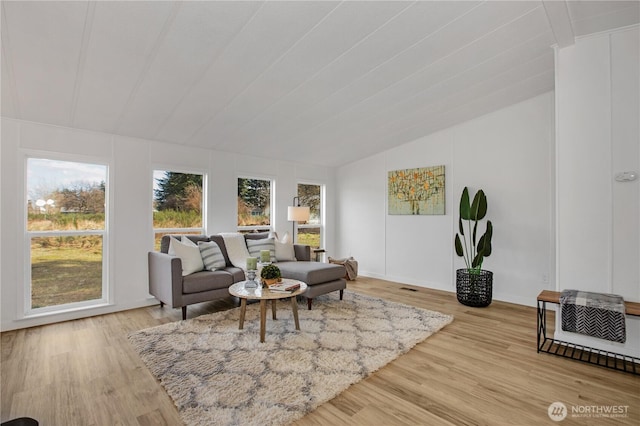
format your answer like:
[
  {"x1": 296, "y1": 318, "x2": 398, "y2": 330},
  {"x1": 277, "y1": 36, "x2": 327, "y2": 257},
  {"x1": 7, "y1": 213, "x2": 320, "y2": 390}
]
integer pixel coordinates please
[{"x1": 388, "y1": 165, "x2": 445, "y2": 215}]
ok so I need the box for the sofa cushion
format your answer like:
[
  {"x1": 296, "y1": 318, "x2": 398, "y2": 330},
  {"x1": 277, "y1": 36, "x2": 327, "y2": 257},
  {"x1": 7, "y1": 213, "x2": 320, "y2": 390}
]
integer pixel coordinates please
[
  {"x1": 161, "y1": 235, "x2": 210, "y2": 254},
  {"x1": 222, "y1": 266, "x2": 245, "y2": 282},
  {"x1": 198, "y1": 241, "x2": 226, "y2": 271},
  {"x1": 183, "y1": 270, "x2": 234, "y2": 294},
  {"x1": 219, "y1": 232, "x2": 251, "y2": 268},
  {"x1": 170, "y1": 237, "x2": 204, "y2": 276},
  {"x1": 246, "y1": 238, "x2": 277, "y2": 262},
  {"x1": 277, "y1": 262, "x2": 346, "y2": 286},
  {"x1": 244, "y1": 232, "x2": 270, "y2": 241},
  {"x1": 209, "y1": 235, "x2": 232, "y2": 266},
  {"x1": 275, "y1": 239, "x2": 296, "y2": 261}
]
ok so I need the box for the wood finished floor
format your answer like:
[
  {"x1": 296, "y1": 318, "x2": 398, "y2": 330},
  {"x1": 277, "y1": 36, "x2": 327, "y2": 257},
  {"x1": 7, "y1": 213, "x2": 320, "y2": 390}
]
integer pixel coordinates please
[{"x1": 1, "y1": 277, "x2": 639, "y2": 425}]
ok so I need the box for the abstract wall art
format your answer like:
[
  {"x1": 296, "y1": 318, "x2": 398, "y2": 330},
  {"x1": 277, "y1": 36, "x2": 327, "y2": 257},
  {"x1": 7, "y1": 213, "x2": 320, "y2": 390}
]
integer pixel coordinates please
[{"x1": 388, "y1": 165, "x2": 445, "y2": 215}]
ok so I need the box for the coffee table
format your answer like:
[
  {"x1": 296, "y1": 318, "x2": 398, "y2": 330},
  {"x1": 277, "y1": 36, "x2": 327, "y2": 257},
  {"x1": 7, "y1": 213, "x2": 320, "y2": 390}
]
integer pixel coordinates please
[{"x1": 228, "y1": 279, "x2": 307, "y2": 343}]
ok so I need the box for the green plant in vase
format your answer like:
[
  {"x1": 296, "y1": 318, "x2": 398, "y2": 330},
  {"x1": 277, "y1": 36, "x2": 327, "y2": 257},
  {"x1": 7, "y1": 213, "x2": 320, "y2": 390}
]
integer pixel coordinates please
[
  {"x1": 260, "y1": 264, "x2": 282, "y2": 287},
  {"x1": 454, "y1": 187, "x2": 494, "y2": 307}
]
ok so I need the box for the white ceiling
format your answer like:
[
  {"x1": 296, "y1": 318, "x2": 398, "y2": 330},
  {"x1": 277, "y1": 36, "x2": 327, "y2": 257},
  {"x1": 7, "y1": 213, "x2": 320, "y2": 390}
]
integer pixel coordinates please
[{"x1": 2, "y1": 1, "x2": 638, "y2": 168}]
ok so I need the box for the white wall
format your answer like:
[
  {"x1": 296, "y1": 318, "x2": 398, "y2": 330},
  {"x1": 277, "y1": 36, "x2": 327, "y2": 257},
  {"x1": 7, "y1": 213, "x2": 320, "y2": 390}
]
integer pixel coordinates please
[
  {"x1": 0, "y1": 118, "x2": 335, "y2": 331},
  {"x1": 336, "y1": 92, "x2": 556, "y2": 307},
  {"x1": 555, "y1": 26, "x2": 639, "y2": 357}
]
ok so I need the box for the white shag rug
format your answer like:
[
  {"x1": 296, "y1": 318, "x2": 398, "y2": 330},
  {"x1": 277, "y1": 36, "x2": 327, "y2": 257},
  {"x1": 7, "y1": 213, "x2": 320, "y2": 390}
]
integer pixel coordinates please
[{"x1": 128, "y1": 291, "x2": 453, "y2": 426}]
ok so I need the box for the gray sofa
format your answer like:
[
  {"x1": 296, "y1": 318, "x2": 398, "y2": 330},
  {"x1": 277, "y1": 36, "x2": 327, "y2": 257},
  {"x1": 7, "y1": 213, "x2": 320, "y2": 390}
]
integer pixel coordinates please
[{"x1": 148, "y1": 233, "x2": 346, "y2": 320}]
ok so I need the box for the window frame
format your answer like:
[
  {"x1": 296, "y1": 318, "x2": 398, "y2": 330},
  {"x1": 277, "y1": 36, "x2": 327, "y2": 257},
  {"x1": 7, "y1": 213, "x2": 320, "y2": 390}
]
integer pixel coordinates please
[
  {"x1": 151, "y1": 166, "x2": 207, "y2": 248},
  {"x1": 23, "y1": 153, "x2": 111, "y2": 317},
  {"x1": 236, "y1": 174, "x2": 275, "y2": 233},
  {"x1": 296, "y1": 181, "x2": 325, "y2": 249}
]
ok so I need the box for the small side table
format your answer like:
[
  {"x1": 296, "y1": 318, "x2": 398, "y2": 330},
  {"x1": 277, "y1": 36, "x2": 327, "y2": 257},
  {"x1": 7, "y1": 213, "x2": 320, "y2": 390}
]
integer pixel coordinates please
[{"x1": 312, "y1": 248, "x2": 326, "y2": 262}]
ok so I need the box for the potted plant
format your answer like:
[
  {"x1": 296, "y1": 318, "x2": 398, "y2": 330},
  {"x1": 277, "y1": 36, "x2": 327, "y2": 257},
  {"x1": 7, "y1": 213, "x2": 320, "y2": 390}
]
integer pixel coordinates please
[
  {"x1": 454, "y1": 187, "x2": 493, "y2": 307},
  {"x1": 260, "y1": 264, "x2": 282, "y2": 287}
]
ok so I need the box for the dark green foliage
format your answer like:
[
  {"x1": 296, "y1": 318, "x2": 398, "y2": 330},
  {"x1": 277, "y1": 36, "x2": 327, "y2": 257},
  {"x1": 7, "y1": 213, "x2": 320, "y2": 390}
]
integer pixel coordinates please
[
  {"x1": 297, "y1": 183, "x2": 321, "y2": 218},
  {"x1": 155, "y1": 172, "x2": 202, "y2": 212},
  {"x1": 260, "y1": 264, "x2": 281, "y2": 279},
  {"x1": 238, "y1": 178, "x2": 270, "y2": 211},
  {"x1": 454, "y1": 187, "x2": 493, "y2": 272}
]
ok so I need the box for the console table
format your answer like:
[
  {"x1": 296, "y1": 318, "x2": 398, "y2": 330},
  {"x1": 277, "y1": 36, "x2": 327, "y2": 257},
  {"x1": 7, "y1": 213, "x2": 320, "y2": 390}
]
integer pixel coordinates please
[{"x1": 537, "y1": 290, "x2": 640, "y2": 374}]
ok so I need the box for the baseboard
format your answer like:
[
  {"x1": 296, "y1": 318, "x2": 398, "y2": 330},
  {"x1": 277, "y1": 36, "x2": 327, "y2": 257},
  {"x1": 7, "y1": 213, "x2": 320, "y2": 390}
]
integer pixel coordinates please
[{"x1": 356, "y1": 272, "x2": 537, "y2": 308}]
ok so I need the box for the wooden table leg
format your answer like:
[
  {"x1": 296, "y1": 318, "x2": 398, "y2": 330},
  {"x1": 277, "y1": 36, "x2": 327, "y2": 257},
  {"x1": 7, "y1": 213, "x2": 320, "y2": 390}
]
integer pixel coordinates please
[
  {"x1": 239, "y1": 298, "x2": 246, "y2": 329},
  {"x1": 272, "y1": 300, "x2": 277, "y2": 320},
  {"x1": 291, "y1": 296, "x2": 300, "y2": 330},
  {"x1": 260, "y1": 299, "x2": 267, "y2": 343}
]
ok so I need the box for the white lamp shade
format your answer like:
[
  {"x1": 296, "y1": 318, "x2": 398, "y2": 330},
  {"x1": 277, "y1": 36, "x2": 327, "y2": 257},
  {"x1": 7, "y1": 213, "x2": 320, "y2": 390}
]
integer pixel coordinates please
[{"x1": 287, "y1": 206, "x2": 310, "y2": 222}]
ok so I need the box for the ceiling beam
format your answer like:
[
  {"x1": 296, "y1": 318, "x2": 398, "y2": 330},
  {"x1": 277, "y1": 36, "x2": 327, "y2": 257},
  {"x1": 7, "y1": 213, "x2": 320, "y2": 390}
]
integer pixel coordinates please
[{"x1": 542, "y1": 0, "x2": 575, "y2": 48}]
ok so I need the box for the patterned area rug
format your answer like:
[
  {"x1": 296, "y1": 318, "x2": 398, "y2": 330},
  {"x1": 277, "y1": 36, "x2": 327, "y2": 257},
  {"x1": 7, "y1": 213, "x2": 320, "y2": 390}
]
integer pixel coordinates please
[{"x1": 128, "y1": 291, "x2": 453, "y2": 426}]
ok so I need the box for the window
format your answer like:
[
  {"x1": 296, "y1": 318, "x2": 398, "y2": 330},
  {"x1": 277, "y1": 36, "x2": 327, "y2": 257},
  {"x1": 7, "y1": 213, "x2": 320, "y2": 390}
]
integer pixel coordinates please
[
  {"x1": 237, "y1": 177, "x2": 272, "y2": 233},
  {"x1": 296, "y1": 183, "x2": 323, "y2": 248},
  {"x1": 26, "y1": 157, "x2": 108, "y2": 312},
  {"x1": 153, "y1": 170, "x2": 205, "y2": 249}
]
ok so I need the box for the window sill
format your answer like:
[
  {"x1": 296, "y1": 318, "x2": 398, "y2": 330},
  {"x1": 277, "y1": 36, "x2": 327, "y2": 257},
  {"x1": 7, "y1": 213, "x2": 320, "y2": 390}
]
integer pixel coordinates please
[{"x1": 22, "y1": 301, "x2": 111, "y2": 320}]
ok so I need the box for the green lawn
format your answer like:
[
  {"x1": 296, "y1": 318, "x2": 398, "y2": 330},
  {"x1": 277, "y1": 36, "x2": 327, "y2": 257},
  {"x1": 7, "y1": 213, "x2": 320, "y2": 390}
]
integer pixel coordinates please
[
  {"x1": 297, "y1": 233, "x2": 320, "y2": 248},
  {"x1": 30, "y1": 237, "x2": 102, "y2": 308}
]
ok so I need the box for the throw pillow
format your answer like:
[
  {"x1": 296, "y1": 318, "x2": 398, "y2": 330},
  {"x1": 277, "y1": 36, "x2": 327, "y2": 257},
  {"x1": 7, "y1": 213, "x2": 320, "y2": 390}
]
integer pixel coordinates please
[
  {"x1": 246, "y1": 238, "x2": 277, "y2": 263},
  {"x1": 198, "y1": 241, "x2": 226, "y2": 271},
  {"x1": 180, "y1": 235, "x2": 198, "y2": 247},
  {"x1": 275, "y1": 239, "x2": 296, "y2": 262},
  {"x1": 168, "y1": 235, "x2": 197, "y2": 255},
  {"x1": 281, "y1": 231, "x2": 292, "y2": 244},
  {"x1": 169, "y1": 236, "x2": 204, "y2": 276}
]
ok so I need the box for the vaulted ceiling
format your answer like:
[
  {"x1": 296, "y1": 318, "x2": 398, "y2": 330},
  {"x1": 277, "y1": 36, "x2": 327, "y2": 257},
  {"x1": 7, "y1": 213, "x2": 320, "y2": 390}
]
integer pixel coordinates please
[{"x1": 2, "y1": 1, "x2": 638, "y2": 167}]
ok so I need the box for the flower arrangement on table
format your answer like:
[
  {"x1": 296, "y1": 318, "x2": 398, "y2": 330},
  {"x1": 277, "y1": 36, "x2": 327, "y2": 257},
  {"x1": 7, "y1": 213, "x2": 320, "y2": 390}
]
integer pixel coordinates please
[{"x1": 260, "y1": 264, "x2": 282, "y2": 287}]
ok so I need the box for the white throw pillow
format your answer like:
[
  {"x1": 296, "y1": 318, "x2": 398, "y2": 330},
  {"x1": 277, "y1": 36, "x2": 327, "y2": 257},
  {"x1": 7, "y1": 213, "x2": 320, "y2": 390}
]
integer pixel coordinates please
[
  {"x1": 168, "y1": 235, "x2": 197, "y2": 255},
  {"x1": 169, "y1": 236, "x2": 204, "y2": 276},
  {"x1": 180, "y1": 236, "x2": 198, "y2": 247},
  {"x1": 198, "y1": 241, "x2": 226, "y2": 271},
  {"x1": 275, "y1": 239, "x2": 296, "y2": 262},
  {"x1": 281, "y1": 231, "x2": 292, "y2": 244},
  {"x1": 246, "y1": 238, "x2": 277, "y2": 263}
]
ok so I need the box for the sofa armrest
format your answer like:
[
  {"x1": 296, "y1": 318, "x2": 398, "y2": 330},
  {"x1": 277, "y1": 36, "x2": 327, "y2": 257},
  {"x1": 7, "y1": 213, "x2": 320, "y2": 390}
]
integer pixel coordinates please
[
  {"x1": 294, "y1": 244, "x2": 311, "y2": 261},
  {"x1": 148, "y1": 251, "x2": 183, "y2": 307}
]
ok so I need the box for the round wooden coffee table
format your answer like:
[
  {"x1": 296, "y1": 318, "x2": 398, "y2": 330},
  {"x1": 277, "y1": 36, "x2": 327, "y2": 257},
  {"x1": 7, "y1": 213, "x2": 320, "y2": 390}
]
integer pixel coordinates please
[{"x1": 228, "y1": 279, "x2": 307, "y2": 343}]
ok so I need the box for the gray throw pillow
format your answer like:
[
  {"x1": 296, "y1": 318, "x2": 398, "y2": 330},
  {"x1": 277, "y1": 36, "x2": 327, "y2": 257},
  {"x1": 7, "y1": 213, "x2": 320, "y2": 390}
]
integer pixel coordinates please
[
  {"x1": 246, "y1": 238, "x2": 277, "y2": 263},
  {"x1": 198, "y1": 241, "x2": 226, "y2": 271}
]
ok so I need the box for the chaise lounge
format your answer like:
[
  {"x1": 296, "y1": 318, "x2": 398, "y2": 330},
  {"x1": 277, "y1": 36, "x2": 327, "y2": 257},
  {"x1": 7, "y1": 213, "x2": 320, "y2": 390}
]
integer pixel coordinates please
[{"x1": 148, "y1": 233, "x2": 346, "y2": 319}]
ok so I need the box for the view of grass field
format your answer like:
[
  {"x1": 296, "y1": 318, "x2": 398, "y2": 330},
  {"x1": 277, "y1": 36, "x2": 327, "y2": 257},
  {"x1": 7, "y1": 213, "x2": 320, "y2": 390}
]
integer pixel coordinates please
[
  {"x1": 30, "y1": 211, "x2": 200, "y2": 308},
  {"x1": 297, "y1": 228, "x2": 321, "y2": 248},
  {"x1": 31, "y1": 235, "x2": 103, "y2": 308}
]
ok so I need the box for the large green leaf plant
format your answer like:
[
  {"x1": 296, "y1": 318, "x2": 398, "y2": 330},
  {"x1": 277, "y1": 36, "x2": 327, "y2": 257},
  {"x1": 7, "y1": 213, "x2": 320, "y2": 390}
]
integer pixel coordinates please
[{"x1": 454, "y1": 187, "x2": 493, "y2": 273}]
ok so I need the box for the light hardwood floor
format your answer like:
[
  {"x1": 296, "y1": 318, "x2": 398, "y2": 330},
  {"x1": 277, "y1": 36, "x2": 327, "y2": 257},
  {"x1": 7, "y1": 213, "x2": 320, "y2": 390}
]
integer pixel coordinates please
[{"x1": 2, "y1": 277, "x2": 638, "y2": 425}]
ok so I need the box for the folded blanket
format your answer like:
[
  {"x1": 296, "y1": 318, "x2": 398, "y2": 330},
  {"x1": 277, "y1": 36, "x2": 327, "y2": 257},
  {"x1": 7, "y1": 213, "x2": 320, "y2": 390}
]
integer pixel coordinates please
[
  {"x1": 561, "y1": 289, "x2": 626, "y2": 343},
  {"x1": 220, "y1": 232, "x2": 251, "y2": 269},
  {"x1": 328, "y1": 256, "x2": 358, "y2": 280}
]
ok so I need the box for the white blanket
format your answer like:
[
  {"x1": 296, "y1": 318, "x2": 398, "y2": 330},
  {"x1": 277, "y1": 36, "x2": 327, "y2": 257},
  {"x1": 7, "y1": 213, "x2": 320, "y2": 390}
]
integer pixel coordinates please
[{"x1": 220, "y1": 232, "x2": 251, "y2": 269}]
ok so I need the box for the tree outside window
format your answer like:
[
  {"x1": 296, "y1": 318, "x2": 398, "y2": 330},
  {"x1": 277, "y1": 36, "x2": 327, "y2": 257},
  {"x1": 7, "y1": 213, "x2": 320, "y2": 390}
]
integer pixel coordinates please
[
  {"x1": 238, "y1": 177, "x2": 271, "y2": 231},
  {"x1": 297, "y1": 183, "x2": 322, "y2": 248},
  {"x1": 153, "y1": 170, "x2": 204, "y2": 249}
]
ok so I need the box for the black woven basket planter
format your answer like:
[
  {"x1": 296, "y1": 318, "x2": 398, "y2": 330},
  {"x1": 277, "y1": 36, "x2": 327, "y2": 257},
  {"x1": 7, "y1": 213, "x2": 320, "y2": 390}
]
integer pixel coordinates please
[{"x1": 456, "y1": 269, "x2": 493, "y2": 307}]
